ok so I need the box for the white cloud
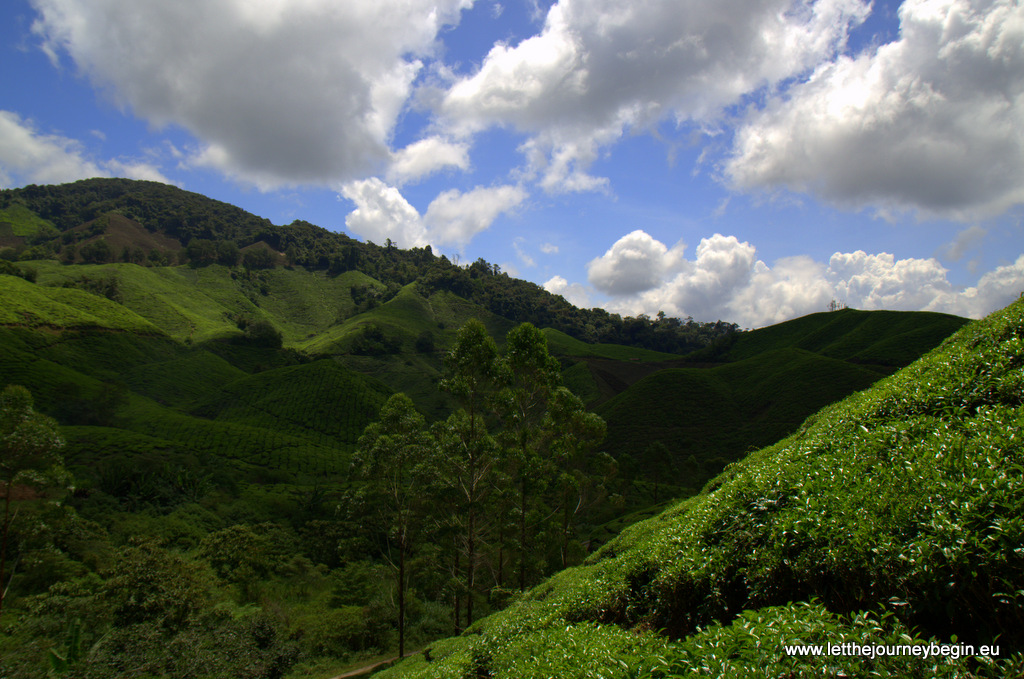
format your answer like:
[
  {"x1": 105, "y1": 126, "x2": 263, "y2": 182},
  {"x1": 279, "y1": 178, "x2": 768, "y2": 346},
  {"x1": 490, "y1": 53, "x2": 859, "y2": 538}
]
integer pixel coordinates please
[
  {"x1": 541, "y1": 243, "x2": 559, "y2": 254},
  {"x1": 30, "y1": 0, "x2": 473, "y2": 189},
  {"x1": 587, "y1": 229, "x2": 686, "y2": 295},
  {"x1": 340, "y1": 178, "x2": 526, "y2": 249},
  {"x1": 544, "y1": 275, "x2": 591, "y2": 308},
  {"x1": 423, "y1": 184, "x2": 527, "y2": 247},
  {"x1": 387, "y1": 136, "x2": 470, "y2": 185},
  {"x1": 727, "y1": 0, "x2": 1024, "y2": 220},
  {"x1": 440, "y1": 0, "x2": 870, "y2": 192},
  {"x1": 583, "y1": 230, "x2": 1024, "y2": 327},
  {"x1": 340, "y1": 177, "x2": 430, "y2": 248},
  {"x1": 0, "y1": 110, "x2": 173, "y2": 187}
]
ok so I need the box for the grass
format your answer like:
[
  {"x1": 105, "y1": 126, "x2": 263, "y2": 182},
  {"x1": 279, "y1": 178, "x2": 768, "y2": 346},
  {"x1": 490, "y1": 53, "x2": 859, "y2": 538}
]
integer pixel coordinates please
[{"x1": 376, "y1": 296, "x2": 1024, "y2": 678}]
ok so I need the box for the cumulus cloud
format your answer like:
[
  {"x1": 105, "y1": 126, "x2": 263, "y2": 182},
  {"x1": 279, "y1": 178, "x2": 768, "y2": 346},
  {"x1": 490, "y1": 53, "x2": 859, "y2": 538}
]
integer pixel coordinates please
[
  {"x1": 587, "y1": 229, "x2": 686, "y2": 295},
  {"x1": 583, "y1": 230, "x2": 1024, "y2": 327},
  {"x1": 0, "y1": 110, "x2": 172, "y2": 187},
  {"x1": 440, "y1": 0, "x2": 870, "y2": 192},
  {"x1": 340, "y1": 177, "x2": 430, "y2": 248},
  {"x1": 340, "y1": 178, "x2": 525, "y2": 249},
  {"x1": 544, "y1": 275, "x2": 592, "y2": 308},
  {"x1": 423, "y1": 184, "x2": 527, "y2": 247},
  {"x1": 386, "y1": 136, "x2": 470, "y2": 185},
  {"x1": 30, "y1": 0, "x2": 472, "y2": 189},
  {"x1": 727, "y1": 0, "x2": 1024, "y2": 219}
]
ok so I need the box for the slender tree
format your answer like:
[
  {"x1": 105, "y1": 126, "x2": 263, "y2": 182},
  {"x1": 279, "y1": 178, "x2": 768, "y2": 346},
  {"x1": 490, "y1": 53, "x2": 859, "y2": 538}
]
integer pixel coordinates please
[
  {"x1": 439, "y1": 320, "x2": 502, "y2": 627},
  {"x1": 498, "y1": 323, "x2": 561, "y2": 591},
  {"x1": 354, "y1": 393, "x2": 430, "y2": 658},
  {"x1": 545, "y1": 387, "x2": 609, "y2": 569}
]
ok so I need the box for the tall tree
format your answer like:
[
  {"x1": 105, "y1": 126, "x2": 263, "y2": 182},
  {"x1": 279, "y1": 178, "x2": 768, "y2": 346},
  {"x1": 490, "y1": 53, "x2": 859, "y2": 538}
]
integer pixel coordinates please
[
  {"x1": 0, "y1": 385, "x2": 66, "y2": 621},
  {"x1": 439, "y1": 319, "x2": 502, "y2": 627},
  {"x1": 354, "y1": 393, "x2": 430, "y2": 659},
  {"x1": 498, "y1": 323, "x2": 561, "y2": 591},
  {"x1": 545, "y1": 387, "x2": 609, "y2": 569}
]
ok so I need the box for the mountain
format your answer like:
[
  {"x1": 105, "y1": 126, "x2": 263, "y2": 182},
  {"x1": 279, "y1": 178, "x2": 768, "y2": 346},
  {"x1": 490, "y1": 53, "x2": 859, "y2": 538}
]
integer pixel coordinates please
[
  {"x1": 374, "y1": 291, "x2": 1024, "y2": 679},
  {"x1": 0, "y1": 178, "x2": 981, "y2": 678}
]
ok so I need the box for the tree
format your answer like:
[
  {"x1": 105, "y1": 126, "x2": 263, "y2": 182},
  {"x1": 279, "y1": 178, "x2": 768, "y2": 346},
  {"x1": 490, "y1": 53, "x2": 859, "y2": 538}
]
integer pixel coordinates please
[
  {"x1": 0, "y1": 385, "x2": 66, "y2": 621},
  {"x1": 354, "y1": 393, "x2": 430, "y2": 659},
  {"x1": 545, "y1": 387, "x2": 609, "y2": 569},
  {"x1": 498, "y1": 323, "x2": 561, "y2": 590},
  {"x1": 438, "y1": 320, "x2": 502, "y2": 627}
]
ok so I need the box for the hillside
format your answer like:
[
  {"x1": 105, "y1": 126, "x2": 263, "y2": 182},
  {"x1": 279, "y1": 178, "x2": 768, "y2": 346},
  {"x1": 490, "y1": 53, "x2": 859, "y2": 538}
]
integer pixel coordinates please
[
  {"x1": 375, "y1": 293, "x2": 1024, "y2": 678},
  {"x1": 0, "y1": 179, "x2": 979, "y2": 678},
  {"x1": 562, "y1": 309, "x2": 969, "y2": 490},
  {"x1": 0, "y1": 178, "x2": 739, "y2": 354}
]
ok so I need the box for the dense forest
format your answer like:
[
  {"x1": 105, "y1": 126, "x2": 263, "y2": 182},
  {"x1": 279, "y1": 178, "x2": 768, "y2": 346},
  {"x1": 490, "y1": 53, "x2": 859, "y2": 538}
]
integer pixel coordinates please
[{"x1": 0, "y1": 178, "x2": 982, "y2": 678}]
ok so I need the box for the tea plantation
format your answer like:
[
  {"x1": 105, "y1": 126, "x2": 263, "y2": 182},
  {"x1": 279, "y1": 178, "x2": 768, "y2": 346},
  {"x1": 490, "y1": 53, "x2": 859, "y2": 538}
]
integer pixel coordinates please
[{"x1": 376, "y1": 296, "x2": 1024, "y2": 678}]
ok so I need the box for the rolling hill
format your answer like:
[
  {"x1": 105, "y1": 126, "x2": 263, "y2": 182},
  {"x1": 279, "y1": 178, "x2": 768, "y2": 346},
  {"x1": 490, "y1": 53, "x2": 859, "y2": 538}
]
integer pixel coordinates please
[
  {"x1": 374, "y1": 286, "x2": 1024, "y2": 679},
  {"x1": 0, "y1": 179, "x2": 982, "y2": 678}
]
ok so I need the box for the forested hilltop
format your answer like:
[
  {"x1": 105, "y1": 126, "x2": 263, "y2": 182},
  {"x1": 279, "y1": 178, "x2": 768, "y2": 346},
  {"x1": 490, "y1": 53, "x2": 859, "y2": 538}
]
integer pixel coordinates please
[
  {"x1": 0, "y1": 178, "x2": 737, "y2": 353},
  {"x1": 0, "y1": 178, "x2": 971, "y2": 678}
]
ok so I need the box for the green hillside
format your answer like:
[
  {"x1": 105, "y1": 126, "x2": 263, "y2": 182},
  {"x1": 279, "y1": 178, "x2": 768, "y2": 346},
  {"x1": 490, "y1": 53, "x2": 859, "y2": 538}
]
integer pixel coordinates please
[
  {"x1": 0, "y1": 273, "x2": 160, "y2": 332},
  {"x1": 376, "y1": 294, "x2": 1024, "y2": 679},
  {"x1": 0, "y1": 203, "x2": 59, "y2": 238},
  {"x1": 1, "y1": 178, "x2": 741, "y2": 355},
  {"x1": 542, "y1": 327, "x2": 680, "y2": 362},
  {"x1": 697, "y1": 307, "x2": 969, "y2": 367},
  {"x1": 596, "y1": 348, "x2": 887, "y2": 483},
  {"x1": 0, "y1": 179, "x2": 983, "y2": 678}
]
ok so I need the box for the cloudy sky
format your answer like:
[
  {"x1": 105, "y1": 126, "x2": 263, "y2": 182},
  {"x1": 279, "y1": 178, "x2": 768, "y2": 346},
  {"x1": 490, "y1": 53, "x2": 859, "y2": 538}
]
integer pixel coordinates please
[{"x1": 2, "y1": 0, "x2": 1023, "y2": 327}]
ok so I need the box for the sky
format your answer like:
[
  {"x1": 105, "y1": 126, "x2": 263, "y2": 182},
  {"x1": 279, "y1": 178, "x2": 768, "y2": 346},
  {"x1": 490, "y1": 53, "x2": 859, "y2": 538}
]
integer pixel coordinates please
[{"x1": 2, "y1": 0, "x2": 1023, "y2": 328}]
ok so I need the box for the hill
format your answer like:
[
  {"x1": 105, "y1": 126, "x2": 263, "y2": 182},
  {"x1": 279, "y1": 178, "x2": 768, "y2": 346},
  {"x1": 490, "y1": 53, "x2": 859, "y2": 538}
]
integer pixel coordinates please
[
  {"x1": 560, "y1": 308, "x2": 969, "y2": 490},
  {"x1": 374, "y1": 290, "x2": 1024, "y2": 679},
  {"x1": 0, "y1": 178, "x2": 739, "y2": 354},
  {"x1": 0, "y1": 179, "x2": 979, "y2": 678}
]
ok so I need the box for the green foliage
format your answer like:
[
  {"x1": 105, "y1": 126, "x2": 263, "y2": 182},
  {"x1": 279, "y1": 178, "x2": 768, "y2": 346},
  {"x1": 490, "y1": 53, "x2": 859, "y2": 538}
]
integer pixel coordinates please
[
  {"x1": 0, "y1": 273, "x2": 159, "y2": 332},
  {"x1": 101, "y1": 539, "x2": 210, "y2": 629},
  {"x1": 0, "y1": 203, "x2": 59, "y2": 238},
  {"x1": 1, "y1": 384, "x2": 68, "y2": 620},
  {"x1": 378, "y1": 297, "x2": 1024, "y2": 678}
]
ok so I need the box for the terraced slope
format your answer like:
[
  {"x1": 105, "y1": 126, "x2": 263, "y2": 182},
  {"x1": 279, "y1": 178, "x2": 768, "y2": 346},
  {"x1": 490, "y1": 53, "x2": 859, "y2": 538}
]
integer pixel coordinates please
[
  {"x1": 702, "y1": 307, "x2": 968, "y2": 367},
  {"x1": 377, "y1": 297, "x2": 1024, "y2": 678},
  {"x1": 0, "y1": 273, "x2": 160, "y2": 332},
  {"x1": 596, "y1": 347, "x2": 887, "y2": 477}
]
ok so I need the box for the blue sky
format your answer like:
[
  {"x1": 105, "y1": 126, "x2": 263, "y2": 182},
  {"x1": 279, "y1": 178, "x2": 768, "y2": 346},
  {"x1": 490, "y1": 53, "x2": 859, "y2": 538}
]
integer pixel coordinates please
[{"x1": 2, "y1": 0, "x2": 1023, "y2": 327}]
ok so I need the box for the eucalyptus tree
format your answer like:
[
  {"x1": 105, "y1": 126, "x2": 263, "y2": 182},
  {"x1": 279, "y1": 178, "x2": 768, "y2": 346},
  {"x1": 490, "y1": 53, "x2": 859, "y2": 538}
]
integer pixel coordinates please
[
  {"x1": 545, "y1": 387, "x2": 610, "y2": 569},
  {"x1": 438, "y1": 319, "x2": 503, "y2": 628},
  {"x1": 354, "y1": 392, "x2": 431, "y2": 658},
  {"x1": 0, "y1": 385, "x2": 66, "y2": 621},
  {"x1": 497, "y1": 322, "x2": 561, "y2": 591}
]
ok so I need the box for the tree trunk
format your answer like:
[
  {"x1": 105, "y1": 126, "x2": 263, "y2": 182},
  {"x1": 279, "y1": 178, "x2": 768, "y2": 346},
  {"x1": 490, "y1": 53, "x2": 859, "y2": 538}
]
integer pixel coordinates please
[
  {"x1": 467, "y1": 504, "x2": 475, "y2": 627},
  {"x1": 0, "y1": 481, "x2": 12, "y2": 621},
  {"x1": 519, "y1": 476, "x2": 528, "y2": 591},
  {"x1": 453, "y1": 544, "x2": 462, "y2": 634},
  {"x1": 398, "y1": 537, "x2": 406, "y2": 659}
]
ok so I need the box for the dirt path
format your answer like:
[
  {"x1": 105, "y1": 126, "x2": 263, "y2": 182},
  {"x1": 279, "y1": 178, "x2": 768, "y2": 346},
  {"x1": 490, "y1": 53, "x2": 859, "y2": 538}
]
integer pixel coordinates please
[{"x1": 329, "y1": 650, "x2": 419, "y2": 678}]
